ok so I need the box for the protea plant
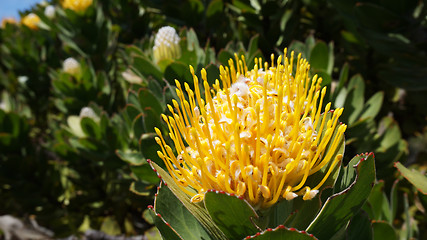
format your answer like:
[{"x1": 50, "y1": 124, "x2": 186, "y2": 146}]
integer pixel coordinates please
[{"x1": 148, "y1": 50, "x2": 376, "y2": 240}]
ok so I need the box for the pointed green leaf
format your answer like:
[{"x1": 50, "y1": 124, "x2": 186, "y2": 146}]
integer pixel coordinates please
[
  {"x1": 164, "y1": 61, "x2": 194, "y2": 85},
  {"x1": 246, "y1": 226, "x2": 318, "y2": 240},
  {"x1": 372, "y1": 221, "x2": 397, "y2": 240},
  {"x1": 218, "y1": 50, "x2": 234, "y2": 66},
  {"x1": 116, "y1": 150, "x2": 145, "y2": 165},
  {"x1": 204, "y1": 191, "x2": 258, "y2": 239},
  {"x1": 205, "y1": 64, "x2": 220, "y2": 86},
  {"x1": 67, "y1": 116, "x2": 85, "y2": 138},
  {"x1": 155, "y1": 184, "x2": 211, "y2": 240},
  {"x1": 346, "y1": 211, "x2": 373, "y2": 240},
  {"x1": 130, "y1": 181, "x2": 154, "y2": 196},
  {"x1": 100, "y1": 216, "x2": 121, "y2": 236},
  {"x1": 307, "y1": 153, "x2": 376, "y2": 239},
  {"x1": 130, "y1": 164, "x2": 160, "y2": 184},
  {"x1": 395, "y1": 162, "x2": 427, "y2": 194},
  {"x1": 286, "y1": 196, "x2": 321, "y2": 230},
  {"x1": 148, "y1": 208, "x2": 183, "y2": 240},
  {"x1": 309, "y1": 41, "x2": 329, "y2": 72},
  {"x1": 149, "y1": 161, "x2": 227, "y2": 240},
  {"x1": 359, "y1": 92, "x2": 383, "y2": 121},
  {"x1": 133, "y1": 56, "x2": 163, "y2": 80},
  {"x1": 390, "y1": 180, "x2": 399, "y2": 223},
  {"x1": 366, "y1": 181, "x2": 391, "y2": 221},
  {"x1": 261, "y1": 199, "x2": 293, "y2": 228},
  {"x1": 342, "y1": 75, "x2": 365, "y2": 125},
  {"x1": 334, "y1": 63, "x2": 349, "y2": 99},
  {"x1": 138, "y1": 88, "x2": 164, "y2": 116},
  {"x1": 248, "y1": 34, "x2": 260, "y2": 59}
]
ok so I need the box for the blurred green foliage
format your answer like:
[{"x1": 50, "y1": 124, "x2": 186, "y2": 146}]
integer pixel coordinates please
[{"x1": 0, "y1": 0, "x2": 426, "y2": 239}]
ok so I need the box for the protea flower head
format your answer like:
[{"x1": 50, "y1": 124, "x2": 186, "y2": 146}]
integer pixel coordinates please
[
  {"x1": 21, "y1": 13, "x2": 40, "y2": 30},
  {"x1": 153, "y1": 26, "x2": 181, "y2": 63},
  {"x1": 155, "y1": 50, "x2": 346, "y2": 209},
  {"x1": 62, "y1": 0, "x2": 93, "y2": 12},
  {"x1": 44, "y1": 5, "x2": 56, "y2": 19},
  {"x1": 79, "y1": 106, "x2": 98, "y2": 120},
  {"x1": 63, "y1": 57, "x2": 81, "y2": 76},
  {"x1": 1, "y1": 17, "x2": 17, "y2": 28}
]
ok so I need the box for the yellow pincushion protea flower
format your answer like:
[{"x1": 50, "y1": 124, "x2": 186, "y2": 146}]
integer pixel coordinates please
[
  {"x1": 62, "y1": 0, "x2": 93, "y2": 12},
  {"x1": 155, "y1": 50, "x2": 346, "y2": 209},
  {"x1": 1, "y1": 17, "x2": 17, "y2": 28},
  {"x1": 21, "y1": 13, "x2": 40, "y2": 30}
]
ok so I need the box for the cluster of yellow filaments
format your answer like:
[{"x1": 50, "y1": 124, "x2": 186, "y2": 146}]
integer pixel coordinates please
[
  {"x1": 21, "y1": 13, "x2": 41, "y2": 30},
  {"x1": 155, "y1": 50, "x2": 347, "y2": 209},
  {"x1": 62, "y1": 0, "x2": 93, "y2": 13}
]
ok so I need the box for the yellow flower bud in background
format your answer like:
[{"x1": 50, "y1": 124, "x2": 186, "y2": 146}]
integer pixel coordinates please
[
  {"x1": 21, "y1": 13, "x2": 40, "y2": 30},
  {"x1": 63, "y1": 57, "x2": 81, "y2": 76},
  {"x1": 153, "y1": 26, "x2": 181, "y2": 63},
  {"x1": 1, "y1": 17, "x2": 17, "y2": 28},
  {"x1": 62, "y1": 0, "x2": 93, "y2": 13}
]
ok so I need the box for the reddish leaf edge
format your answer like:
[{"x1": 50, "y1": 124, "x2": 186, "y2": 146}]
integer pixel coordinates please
[
  {"x1": 393, "y1": 161, "x2": 427, "y2": 195},
  {"x1": 244, "y1": 225, "x2": 318, "y2": 239},
  {"x1": 146, "y1": 205, "x2": 183, "y2": 239}
]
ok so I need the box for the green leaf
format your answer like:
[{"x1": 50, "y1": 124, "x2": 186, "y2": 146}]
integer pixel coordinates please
[
  {"x1": 147, "y1": 208, "x2": 183, "y2": 240},
  {"x1": 309, "y1": 41, "x2": 329, "y2": 72},
  {"x1": 342, "y1": 75, "x2": 365, "y2": 125},
  {"x1": 186, "y1": 28, "x2": 200, "y2": 52},
  {"x1": 217, "y1": 50, "x2": 234, "y2": 66},
  {"x1": 133, "y1": 56, "x2": 163, "y2": 81},
  {"x1": 246, "y1": 226, "x2": 318, "y2": 240},
  {"x1": 346, "y1": 211, "x2": 373, "y2": 240},
  {"x1": 336, "y1": 63, "x2": 349, "y2": 95},
  {"x1": 248, "y1": 34, "x2": 260, "y2": 60},
  {"x1": 390, "y1": 180, "x2": 399, "y2": 223},
  {"x1": 372, "y1": 221, "x2": 397, "y2": 240},
  {"x1": 138, "y1": 88, "x2": 164, "y2": 116},
  {"x1": 261, "y1": 199, "x2": 293, "y2": 228},
  {"x1": 204, "y1": 191, "x2": 258, "y2": 239},
  {"x1": 164, "y1": 61, "x2": 194, "y2": 85},
  {"x1": 100, "y1": 216, "x2": 121, "y2": 236},
  {"x1": 288, "y1": 41, "x2": 307, "y2": 59},
  {"x1": 366, "y1": 181, "x2": 391, "y2": 221},
  {"x1": 395, "y1": 162, "x2": 427, "y2": 194},
  {"x1": 327, "y1": 42, "x2": 334, "y2": 75},
  {"x1": 130, "y1": 181, "x2": 154, "y2": 196},
  {"x1": 359, "y1": 92, "x2": 384, "y2": 121},
  {"x1": 67, "y1": 116, "x2": 85, "y2": 138},
  {"x1": 149, "y1": 161, "x2": 227, "y2": 240},
  {"x1": 155, "y1": 184, "x2": 212, "y2": 240},
  {"x1": 116, "y1": 149, "x2": 145, "y2": 165},
  {"x1": 316, "y1": 70, "x2": 332, "y2": 87},
  {"x1": 307, "y1": 153, "x2": 376, "y2": 239},
  {"x1": 130, "y1": 164, "x2": 160, "y2": 184},
  {"x1": 204, "y1": 63, "x2": 220, "y2": 86},
  {"x1": 354, "y1": 3, "x2": 401, "y2": 32}
]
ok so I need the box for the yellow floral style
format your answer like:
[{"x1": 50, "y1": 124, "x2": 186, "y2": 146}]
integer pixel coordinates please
[
  {"x1": 21, "y1": 13, "x2": 40, "y2": 30},
  {"x1": 155, "y1": 50, "x2": 346, "y2": 209},
  {"x1": 62, "y1": 0, "x2": 93, "y2": 12}
]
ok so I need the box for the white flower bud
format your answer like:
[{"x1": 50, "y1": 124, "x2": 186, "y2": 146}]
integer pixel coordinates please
[
  {"x1": 44, "y1": 5, "x2": 55, "y2": 19},
  {"x1": 79, "y1": 107, "x2": 98, "y2": 120},
  {"x1": 63, "y1": 57, "x2": 81, "y2": 76},
  {"x1": 153, "y1": 26, "x2": 181, "y2": 62}
]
